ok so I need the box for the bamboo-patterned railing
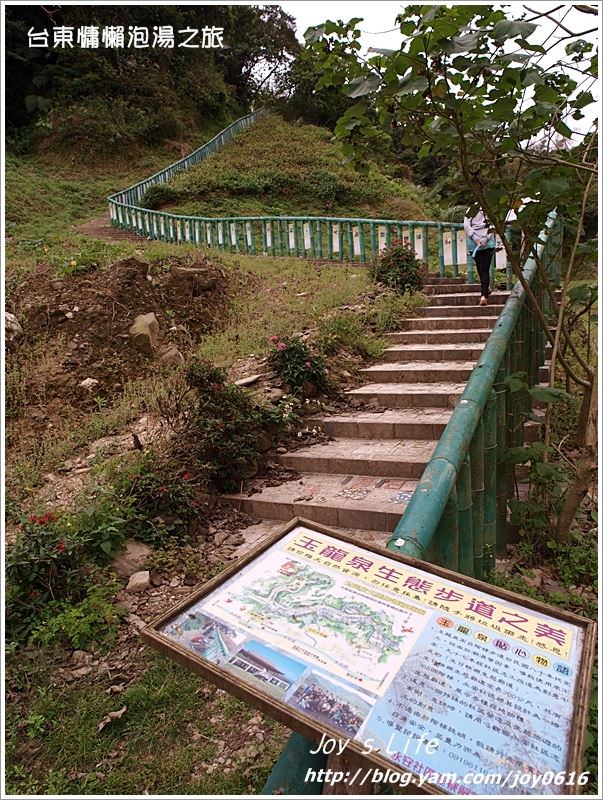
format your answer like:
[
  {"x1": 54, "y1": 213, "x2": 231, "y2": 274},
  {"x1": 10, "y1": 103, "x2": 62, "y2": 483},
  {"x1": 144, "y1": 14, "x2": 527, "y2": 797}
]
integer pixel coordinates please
[
  {"x1": 386, "y1": 210, "x2": 562, "y2": 575},
  {"x1": 107, "y1": 110, "x2": 514, "y2": 286}
]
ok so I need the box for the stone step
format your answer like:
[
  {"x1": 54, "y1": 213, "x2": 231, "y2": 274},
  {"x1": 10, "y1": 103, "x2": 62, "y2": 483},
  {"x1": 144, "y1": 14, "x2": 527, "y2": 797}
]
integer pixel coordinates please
[
  {"x1": 420, "y1": 304, "x2": 502, "y2": 317},
  {"x1": 222, "y1": 473, "x2": 417, "y2": 532},
  {"x1": 279, "y1": 438, "x2": 435, "y2": 479},
  {"x1": 426, "y1": 283, "x2": 481, "y2": 294},
  {"x1": 311, "y1": 408, "x2": 452, "y2": 440},
  {"x1": 424, "y1": 275, "x2": 466, "y2": 285},
  {"x1": 397, "y1": 316, "x2": 497, "y2": 330},
  {"x1": 387, "y1": 328, "x2": 494, "y2": 344},
  {"x1": 383, "y1": 343, "x2": 485, "y2": 362},
  {"x1": 427, "y1": 292, "x2": 509, "y2": 307},
  {"x1": 347, "y1": 382, "x2": 465, "y2": 409},
  {"x1": 360, "y1": 361, "x2": 476, "y2": 384}
]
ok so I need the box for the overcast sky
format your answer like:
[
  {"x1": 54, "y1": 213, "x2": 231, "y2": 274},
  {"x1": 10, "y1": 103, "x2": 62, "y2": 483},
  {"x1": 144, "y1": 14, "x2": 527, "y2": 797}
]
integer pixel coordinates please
[{"x1": 278, "y1": 0, "x2": 600, "y2": 135}]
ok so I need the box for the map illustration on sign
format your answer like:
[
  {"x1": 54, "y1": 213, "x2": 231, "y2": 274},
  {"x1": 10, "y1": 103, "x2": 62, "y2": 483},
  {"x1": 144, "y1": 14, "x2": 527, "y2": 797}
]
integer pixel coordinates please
[{"x1": 156, "y1": 524, "x2": 590, "y2": 796}]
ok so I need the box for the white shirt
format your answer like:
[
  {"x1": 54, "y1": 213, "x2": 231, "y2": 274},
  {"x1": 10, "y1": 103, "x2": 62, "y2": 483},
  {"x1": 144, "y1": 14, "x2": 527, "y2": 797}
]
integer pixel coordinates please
[{"x1": 464, "y1": 209, "x2": 489, "y2": 245}]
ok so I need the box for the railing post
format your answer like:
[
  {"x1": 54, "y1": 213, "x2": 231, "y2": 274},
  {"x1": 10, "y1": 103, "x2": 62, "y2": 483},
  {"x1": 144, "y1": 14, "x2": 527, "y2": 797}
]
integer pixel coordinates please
[
  {"x1": 437, "y1": 223, "x2": 445, "y2": 277},
  {"x1": 422, "y1": 224, "x2": 429, "y2": 266},
  {"x1": 457, "y1": 457, "x2": 473, "y2": 577},
  {"x1": 469, "y1": 419, "x2": 485, "y2": 579},
  {"x1": 495, "y1": 364, "x2": 508, "y2": 557},
  {"x1": 432, "y1": 487, "x2": 459, "y2": 572},
  {"x1": 483, "y1": 390, "x2": 497, "y2": 573},
  {"x1": 451, "y1": 226, "x2": 459, "y2": 278}
]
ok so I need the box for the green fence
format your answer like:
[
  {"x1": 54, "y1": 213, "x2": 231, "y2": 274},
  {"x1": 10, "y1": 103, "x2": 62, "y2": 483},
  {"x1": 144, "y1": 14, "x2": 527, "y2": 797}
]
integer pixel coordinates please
[{"x1": 107, "y1": 110, "x2": 515, "y2": 285}]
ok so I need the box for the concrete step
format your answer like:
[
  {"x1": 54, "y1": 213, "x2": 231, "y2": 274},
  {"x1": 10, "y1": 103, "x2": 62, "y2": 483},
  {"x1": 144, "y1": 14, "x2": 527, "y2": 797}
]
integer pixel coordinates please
[
  {"x1": 387, "y1": 328, "x2": 494, "y2": 344},
  {"x1": 347, "y1": 382, "x2": 465, "y2": 409},
  {"x1": 311, "y1": 408, "x2": 452, "y2": 440},
  {"x1": 360, "y1": 361, "x2": 476, "y2": 384},
  {"x1": 427, "y1": 292, "x2": 509, "y2": 307},
  {"x1": 383, "y1": 343, "x2": 485, "y2": 362},
  {"x1": 397, "y1": 316, "x2": 497, "y2": 330},
  {"x1": 424, "y1": 276, "x2": 465, "y2": 285},
  {"x1": 279, "y1": 438, "x2": 435, "y2": 479},
  {"x1": 222, "y1": 473, "x2": 417, "y2": 532},
  {"x1": 426, "y1": 283, "x2": 482, "y2": 294},
  {"x1": 420, "y1": 304, "x2": 502, "y2": 317}
]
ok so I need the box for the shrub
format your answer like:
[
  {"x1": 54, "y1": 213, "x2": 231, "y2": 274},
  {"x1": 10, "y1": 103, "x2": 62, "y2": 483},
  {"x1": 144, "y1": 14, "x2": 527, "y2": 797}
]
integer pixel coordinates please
[
  {"x1": 118, "y1": 453, "x2": 200, "y2": 545},
  {"x1": 185, "y1": 359, "x2": 279, "y2": 490},
  {"x1": 267, "y1": 336, "x2": 327, "y2": 394},
  {"x1": 6, "y1": 497, "x2": 129, "y2": 642},
  {"x1": 31, "y1": 583, "x2": 125, "y2": 650},
  {"x1": 370, "y1": 239, "x2": 426, "y2": 294},
  {"x1": 141, "y1": 184, "x2": 181, "y2": 210}
]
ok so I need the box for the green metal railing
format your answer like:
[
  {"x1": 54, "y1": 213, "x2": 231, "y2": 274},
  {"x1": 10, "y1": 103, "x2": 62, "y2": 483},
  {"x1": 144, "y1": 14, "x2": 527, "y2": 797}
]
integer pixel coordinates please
[
  {"x1": 386, "y1": 210, "x2": 561, "y2": 573},
  {"x1": 107, "y1": 111, "x2": 513, "y2": 285}
]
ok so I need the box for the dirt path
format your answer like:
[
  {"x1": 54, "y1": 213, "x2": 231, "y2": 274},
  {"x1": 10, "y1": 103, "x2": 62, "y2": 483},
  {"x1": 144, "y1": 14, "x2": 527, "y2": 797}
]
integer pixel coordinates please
[{"x1": 76, "y1": 214, "x2": 148, "y2": 243}]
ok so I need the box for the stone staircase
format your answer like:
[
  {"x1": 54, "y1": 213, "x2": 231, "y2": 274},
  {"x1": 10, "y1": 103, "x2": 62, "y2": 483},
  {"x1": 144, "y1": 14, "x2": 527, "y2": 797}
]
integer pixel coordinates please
[{"x1": 223, "y1": 277, "x2": 533, "y2": 546}]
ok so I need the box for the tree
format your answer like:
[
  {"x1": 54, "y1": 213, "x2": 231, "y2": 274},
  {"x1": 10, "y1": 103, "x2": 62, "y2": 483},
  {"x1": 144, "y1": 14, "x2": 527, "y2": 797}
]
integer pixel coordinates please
[{"x1": 305, "y1": 4, "x2": 598, "y2": 540}]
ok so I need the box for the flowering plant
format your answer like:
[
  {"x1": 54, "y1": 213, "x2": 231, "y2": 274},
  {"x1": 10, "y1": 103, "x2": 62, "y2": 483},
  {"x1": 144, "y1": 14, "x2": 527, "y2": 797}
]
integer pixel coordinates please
[
  {"x1": 370, "y1": 238, "x2": 427, "y2": 294},
  {"x1": 267, "y1": 336, "x2": 327, "y2": 395}
]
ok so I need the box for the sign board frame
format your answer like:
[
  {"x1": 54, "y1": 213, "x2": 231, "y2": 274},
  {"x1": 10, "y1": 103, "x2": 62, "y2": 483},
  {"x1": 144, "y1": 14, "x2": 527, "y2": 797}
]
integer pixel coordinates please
[{"x1": 142, "y1": 518, "x2": 596, "y2": 795}]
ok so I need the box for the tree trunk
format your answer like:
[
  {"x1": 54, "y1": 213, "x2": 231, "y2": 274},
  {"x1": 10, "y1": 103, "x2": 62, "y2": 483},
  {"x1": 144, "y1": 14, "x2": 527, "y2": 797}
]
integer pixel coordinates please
[{"x1": 556, "y1": 368, "x2": 597, "y2": 542}]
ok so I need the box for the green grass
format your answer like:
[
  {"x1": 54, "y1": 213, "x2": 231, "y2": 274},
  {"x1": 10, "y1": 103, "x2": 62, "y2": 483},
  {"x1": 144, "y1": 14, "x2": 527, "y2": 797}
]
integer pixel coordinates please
[
  {"x1": 5, "y1": 654, "x2": 288, "y2": 795},
  {"x1": 161, "y1": 114, "x2": 437, "y2": 221}
]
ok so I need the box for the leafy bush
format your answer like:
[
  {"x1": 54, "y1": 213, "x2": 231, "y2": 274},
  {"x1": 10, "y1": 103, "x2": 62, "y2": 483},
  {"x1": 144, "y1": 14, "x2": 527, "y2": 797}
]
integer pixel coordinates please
[
  {"x1": 6, "y1": 498, "x2": 129, "y2": 642},
  {"x1": 547, "y1": 528, "x2": 597, "y2": 588},
  {"x1": 267, "y1": 336, "x2": 327, "y2": 394},
  {"x1": 118, "y1": 454, "x2": 200, "y2": 545},
  {"x1": 31, "y1": 583, "x2": 125, "y2": 650},
  {"x1": 370, "y1": 239, "x2": 426, "y2": 294},
  {"x1": 185, "y1": 359, "x2": 280, "y2": 490},
  {"x1": 141, "y1": 184, "x2": 181, "y2": 210}
]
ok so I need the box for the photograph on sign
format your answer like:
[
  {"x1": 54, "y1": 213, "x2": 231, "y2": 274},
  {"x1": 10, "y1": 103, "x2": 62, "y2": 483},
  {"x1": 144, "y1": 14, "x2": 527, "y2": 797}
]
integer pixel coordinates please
[{"x1": 144, "y1": 521, "x2": 594, "y2": 796}]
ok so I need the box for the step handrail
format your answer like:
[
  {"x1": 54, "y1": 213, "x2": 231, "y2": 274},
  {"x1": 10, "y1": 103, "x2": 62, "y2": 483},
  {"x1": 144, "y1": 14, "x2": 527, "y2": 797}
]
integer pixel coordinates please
[{"x1": 386, "y1": 210, "x2": 561, "y2": 576}]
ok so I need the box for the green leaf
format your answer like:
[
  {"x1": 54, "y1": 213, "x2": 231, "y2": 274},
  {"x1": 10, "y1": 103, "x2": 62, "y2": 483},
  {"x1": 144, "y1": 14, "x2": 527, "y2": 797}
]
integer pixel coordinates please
[
  {"x1": 346, "y1": 74, "x2": 381, "y2": 98},
  {"x1": 100, "y1": 540, "x2": 113, "y2": 555},
  {"x1": 491, "y1": 20, "x2": 537, "y2": 41},
  {"x1": 304, "y1": 25, "x2": 326, "y2": 44},
  {"x1": 395, "y1": 76, "x2": 429, "y2": 96},
  {"x1": 503, "y1": 446, "x2": 532, "y2": 465},
  {"x1": 528, "y1": 386, "x2": 574, "y2": 404}
]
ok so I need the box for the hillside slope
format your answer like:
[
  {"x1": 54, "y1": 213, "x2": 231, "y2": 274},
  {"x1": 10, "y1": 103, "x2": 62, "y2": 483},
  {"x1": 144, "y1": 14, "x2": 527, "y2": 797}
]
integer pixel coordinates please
[{"x1": 152, "y1": 114, "x2": 436, "y2": 221}]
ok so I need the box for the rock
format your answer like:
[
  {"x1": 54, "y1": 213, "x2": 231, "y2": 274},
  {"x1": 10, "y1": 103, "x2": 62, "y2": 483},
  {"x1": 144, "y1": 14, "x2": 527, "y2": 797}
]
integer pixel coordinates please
[
  {"x1": 129, "y1": 313, "x2": 159, "y2": 355},
  {"x1": 264, "y1": 388, "x2": 284, "y2": 404},
  {"x1": 159, "y1": 346, "x2": 184, "y2": 366},
  {"x1": 127, "y1": 613, "x2": 146, "y2": 630},
  {"x1": 301, "y1": 381, "x2": 318, "y2": 398},
  {"x1": 113, "y1": 540, "x2": 151, "y2": 577},
  {"x1": 214, "y1": 531, "x2": 230, "y2": 547},
  {"x1": 235, "y1": 374, "x2": 262, "y2": 387},
  {"x1": 169, "y1": 577, "x2": 180, "y2": 588},
  {"x1": 5, "y1": 312, "x2": 24, "y2": 345},
  {"x1": 71, "y1": 650, "x2": 92, "y2": 665},
  {"x1": 276, "y1": 446, "x2": 287, "y2": 454},
  {"x1": 126, "y1": 570, "x2": 151, "y2": 593},
  {"x1": 78, "y1": 377, "x2": 100, "y2": 392},
  {"x1": 257, "y1": 430, "x2": 273, "y2": 452},
  {"x1": 71, "y1": 666, "x2": 92, "y2": 678}
]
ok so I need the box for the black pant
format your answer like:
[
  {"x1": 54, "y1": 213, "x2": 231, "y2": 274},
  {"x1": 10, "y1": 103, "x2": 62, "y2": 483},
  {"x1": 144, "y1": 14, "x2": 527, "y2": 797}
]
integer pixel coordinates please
[{"x1": 474, "y1": 247, "x2": 495, "y2": 296}]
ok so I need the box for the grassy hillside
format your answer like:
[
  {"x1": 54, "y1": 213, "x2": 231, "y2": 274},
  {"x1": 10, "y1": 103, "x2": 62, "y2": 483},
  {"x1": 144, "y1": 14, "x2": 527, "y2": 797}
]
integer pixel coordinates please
[{"x1": 154, "y1": 114, "x2": 436, "y2": 220}]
